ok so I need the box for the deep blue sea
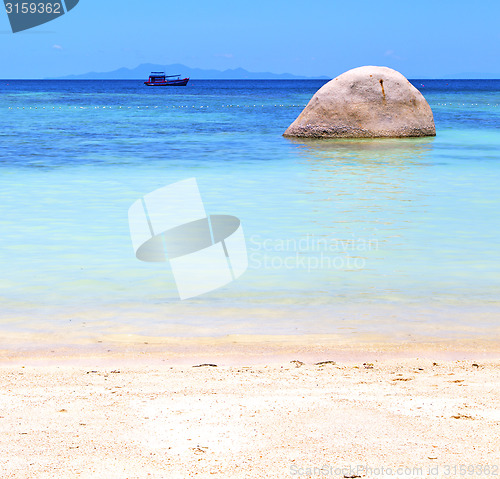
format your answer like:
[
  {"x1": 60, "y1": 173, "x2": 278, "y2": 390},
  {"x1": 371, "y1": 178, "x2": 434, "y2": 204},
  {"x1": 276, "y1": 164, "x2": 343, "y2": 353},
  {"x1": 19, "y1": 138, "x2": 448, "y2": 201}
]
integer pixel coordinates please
[{"x1": 0, "y1": 79, "x2": 499, "y2": 343}]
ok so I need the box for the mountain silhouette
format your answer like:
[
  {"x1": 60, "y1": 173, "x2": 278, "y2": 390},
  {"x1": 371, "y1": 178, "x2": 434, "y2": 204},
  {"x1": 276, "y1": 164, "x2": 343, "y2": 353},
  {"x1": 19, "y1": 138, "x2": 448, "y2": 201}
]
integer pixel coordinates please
[{"x1": 54, "y1": 63, "x2": 329, "y2": 80}]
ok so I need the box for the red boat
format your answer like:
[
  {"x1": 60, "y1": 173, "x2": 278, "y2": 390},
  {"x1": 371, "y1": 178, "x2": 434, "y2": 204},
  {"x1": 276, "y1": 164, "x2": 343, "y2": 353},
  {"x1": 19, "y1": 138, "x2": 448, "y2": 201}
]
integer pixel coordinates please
[{"x1": 144, "y1": 72, "x2": 189, "y2": 86}]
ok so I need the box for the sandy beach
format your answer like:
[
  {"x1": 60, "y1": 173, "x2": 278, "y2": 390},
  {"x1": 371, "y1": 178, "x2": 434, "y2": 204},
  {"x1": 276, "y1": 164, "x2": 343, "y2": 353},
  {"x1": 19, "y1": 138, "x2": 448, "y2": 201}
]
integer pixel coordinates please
[{"x1": 1, "y1": 337, "x2": 499, "y2": 478}]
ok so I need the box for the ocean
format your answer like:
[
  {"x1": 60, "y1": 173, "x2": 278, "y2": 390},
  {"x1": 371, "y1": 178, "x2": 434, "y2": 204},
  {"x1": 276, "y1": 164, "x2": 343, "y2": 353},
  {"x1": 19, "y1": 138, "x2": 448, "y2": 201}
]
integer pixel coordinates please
[{"x1": 0, "y1": 79, "x2": 499, "y2": 343}]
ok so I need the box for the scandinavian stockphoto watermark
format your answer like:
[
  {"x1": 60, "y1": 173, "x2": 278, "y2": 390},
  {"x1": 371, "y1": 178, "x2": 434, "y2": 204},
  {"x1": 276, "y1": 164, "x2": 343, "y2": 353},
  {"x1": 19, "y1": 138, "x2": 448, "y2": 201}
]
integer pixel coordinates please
[
  {"x1": 4, "y1": 0, "x2": 79, "y2": 33},
  {"x1": 127, "y1": 179, "x2": 377, "y2": 299},
  {"x1": 289, "y1": 463, "x2": 500, "y2": 476},
  {"x1": 128, "y1": 178, "x2": 248, "y2": 300},
  {"x1": 249, "y1": 234, "x2": 378, "y2": 271}
]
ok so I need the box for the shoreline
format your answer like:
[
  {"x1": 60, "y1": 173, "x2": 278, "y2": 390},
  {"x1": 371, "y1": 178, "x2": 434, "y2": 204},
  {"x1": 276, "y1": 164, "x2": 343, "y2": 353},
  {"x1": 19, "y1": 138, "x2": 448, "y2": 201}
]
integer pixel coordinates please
[{"x1": 2, "y1": 334, "x2": 500, "y2": 366}]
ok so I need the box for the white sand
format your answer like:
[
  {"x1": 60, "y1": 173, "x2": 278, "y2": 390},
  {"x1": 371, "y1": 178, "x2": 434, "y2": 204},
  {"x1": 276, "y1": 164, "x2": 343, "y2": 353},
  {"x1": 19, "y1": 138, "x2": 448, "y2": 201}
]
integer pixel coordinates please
[{"x1": 0, "y1": 338, "x2": 499, "y2": 478}]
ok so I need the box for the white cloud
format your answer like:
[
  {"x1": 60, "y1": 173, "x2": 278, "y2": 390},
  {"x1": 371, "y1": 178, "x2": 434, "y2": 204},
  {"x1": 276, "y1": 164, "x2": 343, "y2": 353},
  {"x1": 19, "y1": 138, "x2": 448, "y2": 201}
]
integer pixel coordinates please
[
  {"x1": 52, "y1": 44, "x2": 63, "y2": 50},
  {"x1": 384, "y1": 50, "x2": 401, "y2": 60}
]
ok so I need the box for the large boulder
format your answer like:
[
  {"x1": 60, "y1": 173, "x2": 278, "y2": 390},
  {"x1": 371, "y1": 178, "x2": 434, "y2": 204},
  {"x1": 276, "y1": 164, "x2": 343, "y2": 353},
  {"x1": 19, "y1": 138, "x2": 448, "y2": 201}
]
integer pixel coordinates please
[{"x1": 284, "y1": 66, "x2": 435, "y2": 138}]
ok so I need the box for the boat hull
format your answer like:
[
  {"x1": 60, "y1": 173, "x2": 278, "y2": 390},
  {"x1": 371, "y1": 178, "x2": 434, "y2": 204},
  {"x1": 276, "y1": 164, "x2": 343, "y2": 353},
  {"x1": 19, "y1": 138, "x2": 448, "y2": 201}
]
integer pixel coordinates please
[{"x1": 144, "y1": 78, "x2": 189, "y2": 86}]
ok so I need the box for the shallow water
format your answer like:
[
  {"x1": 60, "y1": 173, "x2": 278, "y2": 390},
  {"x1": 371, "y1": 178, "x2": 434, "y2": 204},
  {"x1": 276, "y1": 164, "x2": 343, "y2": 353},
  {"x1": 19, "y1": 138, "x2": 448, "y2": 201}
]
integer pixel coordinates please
[{"x1": 0, "y1": 80, "x2": 499, "y2": 342}]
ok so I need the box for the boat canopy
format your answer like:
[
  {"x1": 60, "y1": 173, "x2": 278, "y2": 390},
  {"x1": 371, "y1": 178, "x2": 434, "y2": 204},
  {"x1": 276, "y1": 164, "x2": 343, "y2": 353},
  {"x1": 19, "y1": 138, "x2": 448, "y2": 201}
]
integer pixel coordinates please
[{"x1": 149, "y1": 72, "x2": 181, "y2": 78}]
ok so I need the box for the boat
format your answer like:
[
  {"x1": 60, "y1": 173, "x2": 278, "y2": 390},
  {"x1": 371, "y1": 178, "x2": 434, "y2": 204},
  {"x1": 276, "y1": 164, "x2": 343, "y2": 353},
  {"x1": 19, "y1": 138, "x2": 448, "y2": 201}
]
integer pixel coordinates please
[{"x1": 144, "y1": 72, "x2": 189, "y2": 86}]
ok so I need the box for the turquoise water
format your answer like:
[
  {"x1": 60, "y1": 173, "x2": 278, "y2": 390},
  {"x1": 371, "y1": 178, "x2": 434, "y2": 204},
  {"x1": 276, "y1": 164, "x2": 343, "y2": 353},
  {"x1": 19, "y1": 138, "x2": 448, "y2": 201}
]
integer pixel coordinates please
[{"x1": 0, "y1": 80, "x2": 499, "y2": 342}]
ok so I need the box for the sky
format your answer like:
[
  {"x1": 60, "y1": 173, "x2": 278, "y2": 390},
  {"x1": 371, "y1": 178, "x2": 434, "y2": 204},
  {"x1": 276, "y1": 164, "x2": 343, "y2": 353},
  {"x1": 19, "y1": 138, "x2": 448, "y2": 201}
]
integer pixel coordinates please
[{"x1": 1, "y1": 0, "x2": 499, "y2": 79}]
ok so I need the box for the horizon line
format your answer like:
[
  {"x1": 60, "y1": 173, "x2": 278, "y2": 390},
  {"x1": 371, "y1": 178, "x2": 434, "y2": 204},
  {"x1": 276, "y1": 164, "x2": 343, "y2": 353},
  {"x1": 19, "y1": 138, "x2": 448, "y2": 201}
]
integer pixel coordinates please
[{"x1": 2, "y1": 77, "x2": 500, "y2": 81}]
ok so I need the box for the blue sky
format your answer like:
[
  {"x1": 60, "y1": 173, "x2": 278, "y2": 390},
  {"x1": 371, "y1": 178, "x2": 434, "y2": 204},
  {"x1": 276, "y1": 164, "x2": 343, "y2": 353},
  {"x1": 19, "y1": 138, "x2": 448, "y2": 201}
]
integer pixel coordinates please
[{"x1": 1, "y1": 0, "x2": 499, "y2": 78}]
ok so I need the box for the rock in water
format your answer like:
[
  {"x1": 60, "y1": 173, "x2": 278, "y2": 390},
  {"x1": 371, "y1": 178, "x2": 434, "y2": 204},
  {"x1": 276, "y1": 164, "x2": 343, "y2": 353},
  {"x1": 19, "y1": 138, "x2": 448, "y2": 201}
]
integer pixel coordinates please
[{"x1": 283, "y1": 66, "x2": 435, "y2": 138}]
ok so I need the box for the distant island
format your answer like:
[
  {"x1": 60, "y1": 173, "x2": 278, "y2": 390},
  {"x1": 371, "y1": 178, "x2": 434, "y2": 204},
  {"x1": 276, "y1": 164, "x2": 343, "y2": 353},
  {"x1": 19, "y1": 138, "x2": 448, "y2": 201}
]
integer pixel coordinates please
[
  {"x1": 52, "y1": 63, "x2": 330, "y2": 80},
  {"x1": 49, "y1": 64, "x2": 500, "y2": 81}
]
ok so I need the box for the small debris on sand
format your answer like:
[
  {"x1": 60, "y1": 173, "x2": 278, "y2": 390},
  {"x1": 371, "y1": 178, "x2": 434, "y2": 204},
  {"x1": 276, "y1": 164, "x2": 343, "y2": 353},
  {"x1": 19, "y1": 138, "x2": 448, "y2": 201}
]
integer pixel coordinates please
[
  {"x1": 191, "y1": 446, "x2": 208, "y2": 454},
  {"x1": 451, "y1": 413, "x2": 474, "y2": 420},
  {"x1": 315, "y1": 361, "x2": 336, "y2": 366}
]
